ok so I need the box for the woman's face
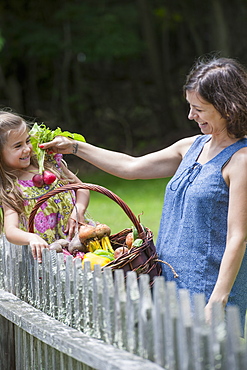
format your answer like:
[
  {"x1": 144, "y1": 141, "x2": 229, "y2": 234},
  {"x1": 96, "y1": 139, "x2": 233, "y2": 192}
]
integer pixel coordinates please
[{"x1": 186, "y1": 90, "x2": 227, "y2": 136}]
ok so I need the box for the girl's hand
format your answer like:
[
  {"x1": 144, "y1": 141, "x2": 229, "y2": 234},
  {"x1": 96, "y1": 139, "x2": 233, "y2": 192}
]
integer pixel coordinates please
[
  {"x1": 64, "y1": 216, "x2": 85, "y2": 241},
  {"x1": 65, "y1": 200, "x2": 88, "y2": 241},
  {"x1": 29, "y1": 234, "x2": 49, "y2": 263}
]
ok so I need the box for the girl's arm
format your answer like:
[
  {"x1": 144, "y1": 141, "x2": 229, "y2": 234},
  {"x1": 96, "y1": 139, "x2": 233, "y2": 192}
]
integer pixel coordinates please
[
  {"x1": 3, "y1": 205, "x2": 49, "y2": 263},
  {"x1": 205, "y1": 148, "x2": 247, "y2": 322},
  {"x1": 61, "y1": 163, "x2": 90, "y2": 240},
  {"x1": 40, "y1": 136, "x2": 198, "y2": 180}
]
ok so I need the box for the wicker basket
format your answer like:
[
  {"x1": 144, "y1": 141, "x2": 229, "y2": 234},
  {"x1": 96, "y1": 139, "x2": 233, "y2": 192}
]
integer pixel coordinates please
[{"x1": 28, "y1": 182, "x2": 163, "y2": 284}]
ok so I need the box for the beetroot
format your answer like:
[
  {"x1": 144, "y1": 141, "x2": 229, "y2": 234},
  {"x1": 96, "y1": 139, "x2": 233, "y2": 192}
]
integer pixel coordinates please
[
  {"x1": 32, "y1": 174, "x2": 44, "y2": 188},
  {"x1": 43, "y1": 170, "x2": 56, "y2": 185}
]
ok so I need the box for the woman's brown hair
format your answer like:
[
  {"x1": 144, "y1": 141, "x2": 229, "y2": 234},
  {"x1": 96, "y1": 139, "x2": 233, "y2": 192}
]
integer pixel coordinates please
[{"x1": 184, "y1": 57, "x2": 247, "y2": 138}]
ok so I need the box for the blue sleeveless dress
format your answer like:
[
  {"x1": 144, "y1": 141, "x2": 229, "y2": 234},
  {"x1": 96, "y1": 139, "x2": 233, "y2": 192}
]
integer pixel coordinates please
[{"x1": 156, "y1": 135, "x2": 247, "y2": 332}]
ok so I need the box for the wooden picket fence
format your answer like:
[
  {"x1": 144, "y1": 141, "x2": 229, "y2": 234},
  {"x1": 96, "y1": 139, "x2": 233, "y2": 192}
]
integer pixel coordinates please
[{"x1": 0, "y1": 234, "x2": 247, "y2": 369}]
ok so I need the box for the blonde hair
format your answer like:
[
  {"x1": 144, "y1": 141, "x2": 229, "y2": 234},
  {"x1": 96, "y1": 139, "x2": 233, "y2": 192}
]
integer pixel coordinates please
[{"x1": 0, "y1": 111, "x2": 69, "y2": 232}]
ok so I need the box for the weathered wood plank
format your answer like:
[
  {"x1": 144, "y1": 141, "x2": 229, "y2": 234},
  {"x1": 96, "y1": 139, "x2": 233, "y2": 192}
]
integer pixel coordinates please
[
  {"x1": 102, "y1": 267, "x2": 115, "y2": 344},
  {"x1": 0, "y1": 314, "x2": 16, "y2": 370},
  {"x1": 0, "y1": 289, "x2": 163, "y2": 370},
  {"x1": 138, "y1": 274, "x2": 154, "y2": 361},
  {"x1": 74, "y1": 257, "x2": 84, "y2": 331},
  {"x1": 92, "y1": 264, "x2": 104, "y2": 339},
  {"x1": 152, "y1": 276, "x2": 167, "y2": 367},
  {"x1": 57, "y1": 253, "x2": 67, "y2": 323},
  {"x1": 114, "y1": 269, "x2": 127, "y2": 349},
  {"x1": 82, "y1": 260, "x2": 94, "y2": 336},
  {"x1": 126, "y1": 271, "x2": 140, "y2": 355}
]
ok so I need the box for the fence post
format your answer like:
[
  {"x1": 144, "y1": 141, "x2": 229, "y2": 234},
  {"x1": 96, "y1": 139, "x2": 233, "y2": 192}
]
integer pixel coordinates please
[
  {"x1": 49, "y1": 249, "x2": 58, "y2": 318},
  {"x1": 64, "y1": 255, "x2": 74, "y2": 327},
  {"x1": 152, "y1": 276, "x2": 167, "y2": 367},
  {"x1": 114, "y1": 269, "x2": 127, "y2": 349},
  {"x1": 82, "y1": 260, "x2": 94, "y2": 336},
  {"x1": 102, "y1": 267, "x2": 115, "y2": 344},
  {"x1": 164, "y1": 281, "x2": 179, "y2": 369},
  {"x1": 193, "y1": 293, "x2": 211, "y2": 370},
  {"x1": 92, "y1": 264, "x2": 104, "y2": 339},
  {"x1": 138, "y1": 274, "x2": 154, "y2": 361},
  {"x1": 211, "y1": 301, "x2": 226, "y2": 368},
  {"x1": 226, "y1": 305, "x2": 247, "y2": 369},
  {"x1": 126, "y1": 270, "x2": 140, "y2": 355},
  {"x1": 57, "y1": 252, "x2": 67, "y2": 322},
  {"x1": 41, "y1": 248, "x2": 51, "y2": 313},
  {"x1": 73, "y1": 257, "x2": 84, "y2": 331},
  {"x1": 178, "y1": 289, "x2": 195, "y2": 370}
]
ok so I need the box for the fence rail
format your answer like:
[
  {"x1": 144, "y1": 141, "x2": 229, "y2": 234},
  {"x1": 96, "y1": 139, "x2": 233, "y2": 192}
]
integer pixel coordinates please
[{"x1": 0, "y1": 235, "x2": 246, "y2": 369}]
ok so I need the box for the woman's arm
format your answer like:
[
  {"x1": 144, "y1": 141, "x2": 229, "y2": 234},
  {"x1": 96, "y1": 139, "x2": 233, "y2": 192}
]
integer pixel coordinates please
[
  {"x1": 3, "y1": 205, "x2": 49, "y2": 263},
  {"x1": 40, "y1": 136, "x2": 198, "y2": 180},
  {"x1": 205, "y1": 148, "x2": 247, "y2": 321}
]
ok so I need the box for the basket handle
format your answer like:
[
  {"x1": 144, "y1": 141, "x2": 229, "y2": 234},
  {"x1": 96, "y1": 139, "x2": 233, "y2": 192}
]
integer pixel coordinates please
[{"x1": 28, "y1": 182, "x2": 145, "y2": 236}]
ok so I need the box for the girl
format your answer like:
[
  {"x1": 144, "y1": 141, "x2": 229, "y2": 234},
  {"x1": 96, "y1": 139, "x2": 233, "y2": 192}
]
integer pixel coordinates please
[{"x1": 0, "y1": 111, "x2": 89, "y2": 262}]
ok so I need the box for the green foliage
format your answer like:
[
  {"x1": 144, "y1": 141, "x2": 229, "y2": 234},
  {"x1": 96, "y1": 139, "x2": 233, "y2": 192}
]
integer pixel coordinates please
[
  {"x1": 1, "y1": 2, "x2": 143, "y2": 62},
  {"x1": 29, "y1": 123, "x2": 86, "y2": 173},
  {"x1": 56, "y1": 2, "x2": 144, "y2": 61},
  {"x1": 0, "y1": 0, "x2": 246, "y2": 153}
]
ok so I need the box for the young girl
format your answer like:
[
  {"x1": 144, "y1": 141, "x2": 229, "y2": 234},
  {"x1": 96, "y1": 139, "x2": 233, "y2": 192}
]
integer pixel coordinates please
[{"x1": 0, "y1": 111, "x2": 89, "y2": 262}]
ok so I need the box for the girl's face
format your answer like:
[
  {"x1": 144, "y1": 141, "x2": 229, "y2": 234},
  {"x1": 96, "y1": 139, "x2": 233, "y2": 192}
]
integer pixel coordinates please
[
  {"x1": 186, "y1": 90, "x2": 227, "y2": 136},
  {"x1": 2, "y1": 123, "x2": 32, "y2": 171}
]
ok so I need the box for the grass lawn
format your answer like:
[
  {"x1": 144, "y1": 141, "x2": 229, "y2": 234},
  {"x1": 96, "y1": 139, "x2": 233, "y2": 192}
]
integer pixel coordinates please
[{"x1": 80, "y1": 171, "x2": 170, "y2": 242}]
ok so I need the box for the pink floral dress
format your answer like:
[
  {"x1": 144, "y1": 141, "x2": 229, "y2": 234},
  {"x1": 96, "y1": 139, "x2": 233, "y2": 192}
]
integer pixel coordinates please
[{"x1": 16, "y1": 154, "x2": 76, "y2": 244}]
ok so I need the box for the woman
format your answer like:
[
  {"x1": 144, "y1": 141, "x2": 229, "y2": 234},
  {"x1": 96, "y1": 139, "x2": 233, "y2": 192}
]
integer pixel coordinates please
[{"x1": 40, "y1": 57, "x2": 247, "y2": 334}]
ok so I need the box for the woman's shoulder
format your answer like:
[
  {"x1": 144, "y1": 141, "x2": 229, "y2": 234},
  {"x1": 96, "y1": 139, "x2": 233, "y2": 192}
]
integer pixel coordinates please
[
  {"x1": 175, "y1": 134, "x2": 206, "y2": 155},
  {"x1": 178, "y1": 134, "x2": 207, "y2": 146},
  {"x1": 224, "y1": 144, "x2": 247, "y2": 177}
]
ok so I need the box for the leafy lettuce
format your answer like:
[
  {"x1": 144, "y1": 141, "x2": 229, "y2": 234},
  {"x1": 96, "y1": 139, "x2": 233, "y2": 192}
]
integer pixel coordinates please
[{"x1": 29, "y1": 123, "x2": 86, "y2": 174}]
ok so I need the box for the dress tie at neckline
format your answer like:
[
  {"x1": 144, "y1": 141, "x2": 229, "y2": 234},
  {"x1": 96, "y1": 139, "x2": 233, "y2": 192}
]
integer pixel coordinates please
[
  {"x1": 170, "y1": 162, "x2": 202, "y2": 191},
  {"x1": 170, "y1": 162, "x2": 202, "y2": 219}
]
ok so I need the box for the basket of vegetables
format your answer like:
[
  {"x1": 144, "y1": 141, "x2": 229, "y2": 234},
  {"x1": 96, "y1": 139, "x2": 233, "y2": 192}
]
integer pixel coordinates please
[{"x1": 28, "y1": 183, "x2": 175, "y2": 285}]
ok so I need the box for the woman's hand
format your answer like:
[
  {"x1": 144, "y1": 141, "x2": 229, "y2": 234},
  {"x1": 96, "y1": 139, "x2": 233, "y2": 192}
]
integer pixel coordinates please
[
  {"x1": 28, "y1": 234, "x2": 49, "y2": 263},
  {"x1": 204, "y1": 294, "x2": 228, "y2": 325},
  {"x1": 39, "y1": 136, "x2": 76, "y2": 155}
]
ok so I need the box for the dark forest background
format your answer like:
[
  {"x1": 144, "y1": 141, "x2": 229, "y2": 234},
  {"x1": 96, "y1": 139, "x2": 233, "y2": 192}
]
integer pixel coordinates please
[{"x1": 0, "y1": 0, "x2": 247, "y2": 171}]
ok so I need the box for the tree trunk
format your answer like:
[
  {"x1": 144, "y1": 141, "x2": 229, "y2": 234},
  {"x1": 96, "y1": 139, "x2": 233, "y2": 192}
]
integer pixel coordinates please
[
  {"x1": 25, "y1": 58, "x2": 40, "y2": 116},
  {"x1": 60, "y1": 21, "x2": 73, "y2": 126},
  {"x1": 210, "y1": 0, "x2": 230, "y2": 56},
  {"x1": 6, "y1": 75, "x2": 24, "y2": 113},
  {"x1": 136, "y1": 0, "x2": 173, "y2": 133}
]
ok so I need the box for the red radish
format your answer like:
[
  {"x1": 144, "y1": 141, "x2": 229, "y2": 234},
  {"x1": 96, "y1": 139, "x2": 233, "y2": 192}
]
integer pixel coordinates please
[
  {"x1": 32, "y1": 174, "x2": 44, "y2": 188},
  {"x1": 43, "y1": 170, "x2": 56, "y2": 185}
]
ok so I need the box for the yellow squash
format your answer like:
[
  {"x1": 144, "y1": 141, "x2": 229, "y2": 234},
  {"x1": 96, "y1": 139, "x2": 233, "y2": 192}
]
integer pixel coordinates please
[{"x1": 81, "y1": 252, "x2": 111, "y2": 270}]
